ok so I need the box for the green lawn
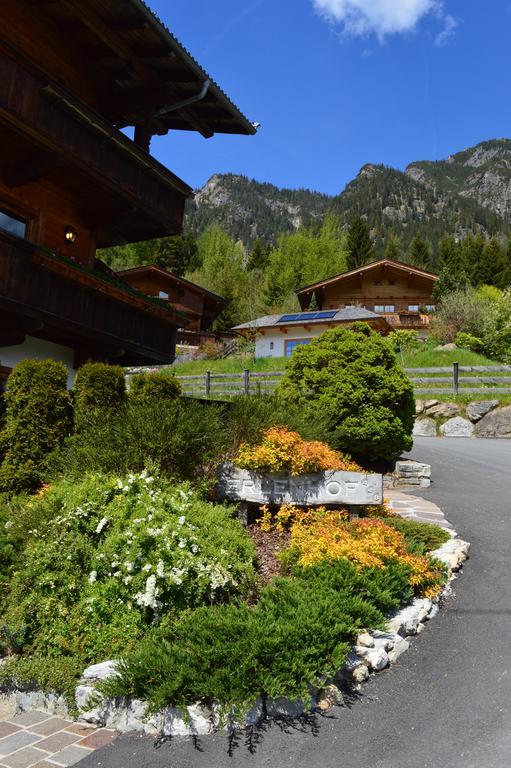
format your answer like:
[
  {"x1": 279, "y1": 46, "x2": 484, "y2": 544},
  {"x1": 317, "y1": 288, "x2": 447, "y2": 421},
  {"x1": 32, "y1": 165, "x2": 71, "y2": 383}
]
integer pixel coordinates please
[
  {"x1": 169, "y1": 355, "x2": 288, "y2": 376},
  {"x1": 399, "y1": 348, "x2": 498, "y2": 368}
]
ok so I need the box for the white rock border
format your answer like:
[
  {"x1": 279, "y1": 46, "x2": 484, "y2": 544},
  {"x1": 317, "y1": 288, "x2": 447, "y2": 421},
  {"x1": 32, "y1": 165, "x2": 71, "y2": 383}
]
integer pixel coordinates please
[{"x1": 0, "y1": 520, "x2": 470, "y2": 738}]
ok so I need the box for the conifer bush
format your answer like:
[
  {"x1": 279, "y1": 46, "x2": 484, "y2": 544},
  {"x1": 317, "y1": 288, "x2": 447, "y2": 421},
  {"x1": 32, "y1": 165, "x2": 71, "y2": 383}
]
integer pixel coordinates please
[
  {"x1": 277, "y1": 324, "x2": 415, "y2": 462},
  {"x1": 73, "y1": 362, "x2": 126, "y2": 430},
  {"x1": 129, "y1": 371, "x2": 181, "y2": 405},
  {"x1": 0, "y1": 360, "x2": 71, "y2": 494}
]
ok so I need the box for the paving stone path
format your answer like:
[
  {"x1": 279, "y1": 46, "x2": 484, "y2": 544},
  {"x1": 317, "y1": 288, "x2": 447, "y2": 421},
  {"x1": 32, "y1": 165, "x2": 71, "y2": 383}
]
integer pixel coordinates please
[
  {"x1": 0, "y1": 712, "x2": 116, "y2": 768},
  {"x1": 385, "y1": 489, "x2": 457, "y2": 535}
]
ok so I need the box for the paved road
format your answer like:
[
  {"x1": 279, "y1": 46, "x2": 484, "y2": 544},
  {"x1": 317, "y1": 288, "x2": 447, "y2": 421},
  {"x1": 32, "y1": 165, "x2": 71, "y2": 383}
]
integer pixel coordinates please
[{"x1": 78, "y1": 438, "x2": 511, "y2": 768}]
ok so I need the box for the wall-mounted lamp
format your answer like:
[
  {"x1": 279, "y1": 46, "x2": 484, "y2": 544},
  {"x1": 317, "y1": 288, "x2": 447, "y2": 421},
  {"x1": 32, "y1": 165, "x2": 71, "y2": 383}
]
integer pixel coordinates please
[{"x1": 64, "y1": 226, "x2": 78, "y2": 244}]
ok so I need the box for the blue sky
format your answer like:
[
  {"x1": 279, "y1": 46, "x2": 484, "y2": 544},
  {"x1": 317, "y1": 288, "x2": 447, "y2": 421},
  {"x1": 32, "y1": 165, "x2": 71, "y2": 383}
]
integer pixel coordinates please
[{"x1": 148, "y1": 0, "x2": 511, "y2": 196}]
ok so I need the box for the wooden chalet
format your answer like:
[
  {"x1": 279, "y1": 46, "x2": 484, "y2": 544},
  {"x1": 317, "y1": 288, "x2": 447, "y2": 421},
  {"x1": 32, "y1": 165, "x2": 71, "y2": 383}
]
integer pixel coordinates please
[
  {"x1": 296, "y1": 259, "x2": 438, "y2": 336},
  {"x1": 118, "y1": 265, "x2": 227, "y2": 340},
  {"x1": 0, "y1": 0, "x2": 255, "y2": 382}
]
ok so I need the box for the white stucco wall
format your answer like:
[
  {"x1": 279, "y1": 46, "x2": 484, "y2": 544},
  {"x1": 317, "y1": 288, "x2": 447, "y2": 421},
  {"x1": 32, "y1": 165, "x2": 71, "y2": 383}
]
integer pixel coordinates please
[
  {"x1": 0, "y1": 336, "x2": 76, "y2": 387},
  {"x1": 255, "y1": 324, "x2": 328, "y2": 358}
]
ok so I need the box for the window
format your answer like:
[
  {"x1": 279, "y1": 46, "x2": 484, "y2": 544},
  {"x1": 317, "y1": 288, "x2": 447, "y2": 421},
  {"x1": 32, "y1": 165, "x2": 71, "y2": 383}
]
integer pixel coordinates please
[
  {"x1": 408, "y1": 305, "x2": 419, "y2": 312},
  {"x1": 424, "y1": 304, "x2": 436, "y2": 312},
  {"x1": 158, "y1": 290, "x2": 169, "y2": 300},
  {"x1": 285, "y1": 338, "x2": 311, "y2": 357},
  {"x1": 374, "y1": 305, "x2": 395, "y2": 313},
  {"x1": 0, "y1": 209, "x2": 26, "y2": 239},
  {"x1": 269, "y1": 341, "x2": 274, "y2": 351}
]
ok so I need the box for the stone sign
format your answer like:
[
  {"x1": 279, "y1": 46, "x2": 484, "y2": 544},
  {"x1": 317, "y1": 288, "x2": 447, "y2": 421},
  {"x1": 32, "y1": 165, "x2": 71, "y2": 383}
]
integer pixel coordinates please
[{"x1": 218, "y1": 464, "x2": 383, "y2": 506}]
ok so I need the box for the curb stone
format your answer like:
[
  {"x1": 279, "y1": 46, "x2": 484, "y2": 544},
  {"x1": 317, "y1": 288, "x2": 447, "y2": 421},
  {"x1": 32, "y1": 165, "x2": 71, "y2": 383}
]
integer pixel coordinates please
[{"x1": 1, "y1": 495, "x2": 470, "y2": 737}]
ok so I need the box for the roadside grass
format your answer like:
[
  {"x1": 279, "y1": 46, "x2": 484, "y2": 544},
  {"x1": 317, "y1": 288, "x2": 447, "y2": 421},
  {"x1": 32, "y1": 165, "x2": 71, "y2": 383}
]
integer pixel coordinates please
[{"x1": 168, "y1": 356, "x2": 287, "y2": 376}]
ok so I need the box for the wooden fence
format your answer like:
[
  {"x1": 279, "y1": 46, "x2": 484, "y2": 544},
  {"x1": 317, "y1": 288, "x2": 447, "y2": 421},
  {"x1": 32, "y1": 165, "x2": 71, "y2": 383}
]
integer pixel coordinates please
[{"x1": 176, "y1": 364, "x2": 511, "y2": 399}]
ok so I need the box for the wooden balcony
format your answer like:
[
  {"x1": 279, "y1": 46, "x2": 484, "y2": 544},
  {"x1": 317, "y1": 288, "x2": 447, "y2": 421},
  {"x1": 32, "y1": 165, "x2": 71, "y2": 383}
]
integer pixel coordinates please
[
  {"x1": 0, "y1": 231, "x2": 186, "y2": 365},
  {"x1": 386, "y1": 312, "x2": 431, "y2": 330},
  {"x1": 0, "y1": 42, "x2": 191, "y2": 246}
]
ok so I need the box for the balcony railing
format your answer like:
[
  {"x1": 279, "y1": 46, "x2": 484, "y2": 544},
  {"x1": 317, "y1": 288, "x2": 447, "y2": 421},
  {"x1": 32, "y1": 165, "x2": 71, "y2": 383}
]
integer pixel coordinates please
[{"x1": 0, "y1": 231, "x2": 184, "y2": 365}]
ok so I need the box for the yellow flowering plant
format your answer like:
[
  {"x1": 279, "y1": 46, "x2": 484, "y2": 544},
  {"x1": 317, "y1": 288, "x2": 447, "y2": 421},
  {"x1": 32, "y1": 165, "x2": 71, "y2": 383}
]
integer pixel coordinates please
[{"x1": 235, "y1": 427, "x2": 361, "y2": 476}]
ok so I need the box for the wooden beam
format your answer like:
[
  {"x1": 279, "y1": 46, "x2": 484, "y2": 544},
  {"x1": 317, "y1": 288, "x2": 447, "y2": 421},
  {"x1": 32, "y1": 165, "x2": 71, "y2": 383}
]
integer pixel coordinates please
[{"x1": 59, "y1": 0, "x2": 214, "y2": 138}]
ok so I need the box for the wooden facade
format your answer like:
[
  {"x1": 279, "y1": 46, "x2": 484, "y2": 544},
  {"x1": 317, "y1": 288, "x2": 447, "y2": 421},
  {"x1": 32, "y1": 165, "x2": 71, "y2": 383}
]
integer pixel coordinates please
[
  {"x1": 0, "y1": 0, "x2": 254, "y2": 373},
  {"x1": 297, "y1": 260, "x2": 438, "y2": 335},
  {"x1": 118, "y1": 265, "x2": 227, "y2": 333}
]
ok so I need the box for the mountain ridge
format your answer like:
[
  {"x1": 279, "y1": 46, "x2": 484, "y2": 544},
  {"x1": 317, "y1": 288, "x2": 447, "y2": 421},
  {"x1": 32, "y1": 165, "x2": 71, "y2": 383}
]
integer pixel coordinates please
[{"x1": 185, "y1": 139, "x2": 511, "y2": 254}]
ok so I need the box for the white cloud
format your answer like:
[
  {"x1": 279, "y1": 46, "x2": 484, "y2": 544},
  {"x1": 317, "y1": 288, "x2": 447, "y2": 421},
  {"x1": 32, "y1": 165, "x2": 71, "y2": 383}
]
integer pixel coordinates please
[
  {"x1": 435, "y1": 14, "x2": 459, "y2": 46},
  {"x1": 312, "y1": 0, "x2": 456, "y2": 42}
]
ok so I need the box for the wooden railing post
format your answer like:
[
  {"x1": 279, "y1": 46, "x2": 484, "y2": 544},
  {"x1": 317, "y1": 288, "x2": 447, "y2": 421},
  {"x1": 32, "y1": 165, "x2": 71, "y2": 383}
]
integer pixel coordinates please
[
  {"x1": 453, "y1": 362, "x2": 459, "y2": 396},
  {"x1": 205, "y1": 370, "x2": 211, "y2": 397},
  {"x1": 243, "y1": 369, "x2": 250, "y2": 395}
]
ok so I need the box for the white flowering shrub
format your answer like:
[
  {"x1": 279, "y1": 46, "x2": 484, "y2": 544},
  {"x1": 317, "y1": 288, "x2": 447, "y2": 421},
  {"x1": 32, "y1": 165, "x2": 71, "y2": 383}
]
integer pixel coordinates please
[{"x1": 2, "y1": 469, "x2": 256, "y2": 661}]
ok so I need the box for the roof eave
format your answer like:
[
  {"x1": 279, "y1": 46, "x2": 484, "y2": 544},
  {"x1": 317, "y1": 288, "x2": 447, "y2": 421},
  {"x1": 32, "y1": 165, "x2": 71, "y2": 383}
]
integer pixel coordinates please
[{"x1": 130, "y1": 0, "x2": 256, "y2": 137}]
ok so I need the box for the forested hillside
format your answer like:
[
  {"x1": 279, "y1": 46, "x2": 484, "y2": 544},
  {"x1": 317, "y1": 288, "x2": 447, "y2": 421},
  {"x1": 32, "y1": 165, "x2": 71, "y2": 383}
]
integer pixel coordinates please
[{"x1": 185, "y1": 173, "x2": 332, "y2": 246}]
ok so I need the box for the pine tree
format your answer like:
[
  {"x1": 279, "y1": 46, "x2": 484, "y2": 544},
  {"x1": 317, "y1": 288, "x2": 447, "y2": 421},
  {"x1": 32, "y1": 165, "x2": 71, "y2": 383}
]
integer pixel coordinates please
[
  {"x1": 464, "y1": 233, "x2": 486, "y2": 285},
  {"x1": 479, "y1": 237, "x2": 511, "y2": 289},
  {"x1": 247, "y1": 239, "x2": 270, "y2": 271},
  {"x1": 308, "y1": 292, "x2": 319, "y2": 311},
  {"x1": 346, "y1": 217, "x2": 374, "y2": 270},
  {"x1": 436, "y1": 234, "x2": 458, "y2": 272},
  {"x1": 406, "y1": 235, "x2": 431, "y2": 269},
  {"x1": 432, "y1": 265, "x2": 470, "y2": 301},
  {"x1": 384, "y1": 232, "x2": 401, "y2": 261}
]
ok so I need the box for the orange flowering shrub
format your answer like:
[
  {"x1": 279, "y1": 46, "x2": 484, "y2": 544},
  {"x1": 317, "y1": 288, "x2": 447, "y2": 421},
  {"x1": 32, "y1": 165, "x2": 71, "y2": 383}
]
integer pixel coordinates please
[
  {"x1": 235, "y1": 427, "x2": 361, "y2": 476},
  {"x1": 259, "y1": 503, "x2": 348, "y2": 533},
  {"x1": 289, "y1": 510, "x2": 443, "y2": 598},
  {"x1": 359, "y1": 500, "x2": 396, "y2": 519}
]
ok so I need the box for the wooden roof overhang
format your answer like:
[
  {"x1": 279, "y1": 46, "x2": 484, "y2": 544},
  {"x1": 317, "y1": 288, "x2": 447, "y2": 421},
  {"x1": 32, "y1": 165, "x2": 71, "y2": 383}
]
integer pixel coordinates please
[
  {"x1": 119, "y1": 265, "x2": 227, "y2": 306},
  {"x1": 296, "y1": 259, "x2": 438, "y2": 310},
  {"x1": 18, "y1": 0, "x2": 256, "y2": 143},
  {"x1": 0, "y1": 230, "x2": 190, "y2": 365},
  {"x1": 0, "y1": 43, "x2": 193, "y2": 246}
]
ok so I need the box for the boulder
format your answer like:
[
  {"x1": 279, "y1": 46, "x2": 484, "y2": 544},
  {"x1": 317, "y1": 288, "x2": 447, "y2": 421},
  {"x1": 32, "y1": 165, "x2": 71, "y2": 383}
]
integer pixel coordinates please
[
  {"x1": 266, "y1": 697, "x2": 306, "y2": 719},
  {"x1": 440, "y1": 417, "x2": 474, "y2": 438},
  {"x1": 356, "y1": 631, "x2": 374, "y2": 648},
  {"x1": 370, "y1": 630, "x2": 397, "y2": 651},
  {"x1": 364, "y1": 648, "x2": 389, "y2": 672},
  {"x1": 466, "y1": 400, "x2": 499, "y2": 423},
  {"x1": 424, "y1": 400, "x2": 439, "y2": 409},
  {"x1": 415, "y1": 400, "x2": 425, "y2": 415},
  {"x1": 475, "y1": 406, "x2": 511, "y2": 438},
  {"x1": 387, "y1": 637, "x2": 410, "y2": 663},
  {"x1": 413, "y1": 418, "x2": 437, "y2": 437},
  {"x1": 434, "y1": 343, "x2": 457, "y2": 351},
  {"x1": 425, "y1": 402, "x2": 462, "y2": 419},
  {"x1": 82, "y1": 660, "x2": 118, "y2": 681}
]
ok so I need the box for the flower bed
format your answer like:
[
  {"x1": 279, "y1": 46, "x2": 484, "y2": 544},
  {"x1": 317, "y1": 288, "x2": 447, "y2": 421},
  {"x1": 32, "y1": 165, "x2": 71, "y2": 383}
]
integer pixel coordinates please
[{"x1": 0, "y1": 463, "x2": 456, "y2": 725}]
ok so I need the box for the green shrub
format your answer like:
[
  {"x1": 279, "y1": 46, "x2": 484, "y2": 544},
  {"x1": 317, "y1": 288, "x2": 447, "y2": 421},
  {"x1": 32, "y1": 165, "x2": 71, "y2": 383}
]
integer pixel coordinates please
[
  {"x1": 381, "y1": 518, "x2": 451, "y2": 555},
  {"x1": 1, "y1": 470, "x2": 256, "y2": 662},
  {"x1": 454, "y1": 332, "x2": 483, "y2": 352},
  {"x1": 0, "y1": 360, "x2": 71, "y2": 494},
  {"x1": 482, "y1": 290, "x2": 511, "y2": 362},
  {"x1": 100, "y1": 557, "x2": 412, "y2": 714},
  {"x1": 388, "y1": 330, "x2": 420, "y2": 354},
  {"x1": 0, "y1": 655, "x2": 81, "y2": 713},
  {"x1": 277, "y1": 324, "x2": 415, "y2": 462},
  {"x1": 129, "y1": 372, "x2": 181, "y2": 405},
  {"x1": 52, "y1": 398, "x2": 225, "y2": 485},
  {"x1": 73, "y1": 362, "x2": 126, "y2": 430}
]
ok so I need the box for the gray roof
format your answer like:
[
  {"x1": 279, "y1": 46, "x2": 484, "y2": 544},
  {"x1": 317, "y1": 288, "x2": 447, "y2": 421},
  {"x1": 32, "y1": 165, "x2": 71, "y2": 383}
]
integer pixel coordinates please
[{"x1": 232, "y1": 306, "x2": 383, "y2": 331}]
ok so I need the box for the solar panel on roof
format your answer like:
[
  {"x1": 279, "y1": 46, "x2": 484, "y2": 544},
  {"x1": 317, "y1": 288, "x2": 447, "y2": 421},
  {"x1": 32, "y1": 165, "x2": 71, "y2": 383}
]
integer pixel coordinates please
[{"x1": 277, "y1": 310, "x2": 337, "y2": 323}]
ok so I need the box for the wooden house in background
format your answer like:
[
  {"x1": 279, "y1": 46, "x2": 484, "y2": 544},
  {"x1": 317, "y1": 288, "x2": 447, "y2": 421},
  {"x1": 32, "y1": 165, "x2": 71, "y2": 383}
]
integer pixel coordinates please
[
  {"x1": 0, "y1": 0, "x2": 255, "y2": 383},
  {"x1": 118, "y1": 265, "x2": 227, "y2": 344},
  {"x1": 296, "y1": 259, "x2": 438, "y2": 337}
]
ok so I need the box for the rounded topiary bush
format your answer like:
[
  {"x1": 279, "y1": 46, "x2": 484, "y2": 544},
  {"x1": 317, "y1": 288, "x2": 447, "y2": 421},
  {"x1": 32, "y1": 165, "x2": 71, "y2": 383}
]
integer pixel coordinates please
[
  {"x1": 129, "y1": 372, "x2": 181, "y2": 406},
  {"x1": 277, "y1": 323, "x2": 415, "y2": 462},
  {"x1": 0, "y1": 359, "x2": 72, "y2": 494},
  {"x1": 73, "y1": 362, "x2": 126, "y2": 429}
]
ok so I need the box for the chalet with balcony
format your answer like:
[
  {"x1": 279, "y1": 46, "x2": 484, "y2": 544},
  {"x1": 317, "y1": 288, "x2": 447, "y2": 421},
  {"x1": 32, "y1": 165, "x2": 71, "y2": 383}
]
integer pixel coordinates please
[
  {"x1": 0, "y1": 0, "x2": 255, "y2": 383},
  {"x1": 296, "y1": 259, "x2": 438, "y2": 337},
  {"x1": 118, "y1": 265, "x2": 227, "y2": 343}
]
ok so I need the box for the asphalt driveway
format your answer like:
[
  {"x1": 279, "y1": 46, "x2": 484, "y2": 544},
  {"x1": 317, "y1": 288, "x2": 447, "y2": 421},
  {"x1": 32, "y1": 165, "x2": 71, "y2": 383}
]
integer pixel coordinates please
[{"x1": 77, "y1": 437, "x2": 511, "y2": 768}]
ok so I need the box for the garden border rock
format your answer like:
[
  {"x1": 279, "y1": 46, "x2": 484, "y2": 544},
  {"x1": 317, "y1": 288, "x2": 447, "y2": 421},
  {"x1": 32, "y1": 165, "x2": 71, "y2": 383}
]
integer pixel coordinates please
[{"x1": 0, "y1": 496, "x2": 470, "y2": 738}]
